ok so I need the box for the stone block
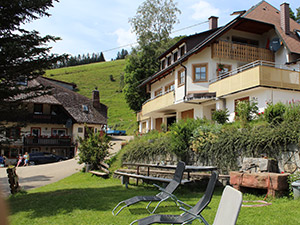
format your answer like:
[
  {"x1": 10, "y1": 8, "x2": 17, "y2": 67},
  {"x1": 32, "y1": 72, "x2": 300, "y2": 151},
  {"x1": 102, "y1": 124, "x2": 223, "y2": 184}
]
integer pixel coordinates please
[
  {"x1": 242, "y1": 157, "x2": 279, "y2": 173},
  {"x1": 230, "y1": 171, "x2": 289, "y2": 197}
]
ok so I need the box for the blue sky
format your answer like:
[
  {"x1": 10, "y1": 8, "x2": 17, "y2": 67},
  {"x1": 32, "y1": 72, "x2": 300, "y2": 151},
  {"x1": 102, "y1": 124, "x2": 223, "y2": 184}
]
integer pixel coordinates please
[{"x1": 22, "y1": 0, "x2": 299, "y2": 60}]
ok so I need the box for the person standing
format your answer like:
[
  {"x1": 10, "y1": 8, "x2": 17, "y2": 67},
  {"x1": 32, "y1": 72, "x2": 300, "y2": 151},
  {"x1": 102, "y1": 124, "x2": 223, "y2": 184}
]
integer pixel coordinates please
[
  {"x1": 23, "y1": 152, "x2": 29, "y2": 166},
  {"x1": 16, "y1": 154, "x2": 23, "y2": 167}
]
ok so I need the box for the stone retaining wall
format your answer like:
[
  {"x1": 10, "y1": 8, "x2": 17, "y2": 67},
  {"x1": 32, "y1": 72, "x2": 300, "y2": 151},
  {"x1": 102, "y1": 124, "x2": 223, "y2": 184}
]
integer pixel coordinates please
[{"x1": 125, "y1": 145, "x2": 300, "y2": 174}]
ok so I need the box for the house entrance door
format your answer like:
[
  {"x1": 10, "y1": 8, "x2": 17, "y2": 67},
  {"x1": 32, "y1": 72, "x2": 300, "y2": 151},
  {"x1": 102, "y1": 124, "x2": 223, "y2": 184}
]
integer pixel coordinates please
[{"x1": 155, "y1": 118, "x2": 163, "y2": 132}]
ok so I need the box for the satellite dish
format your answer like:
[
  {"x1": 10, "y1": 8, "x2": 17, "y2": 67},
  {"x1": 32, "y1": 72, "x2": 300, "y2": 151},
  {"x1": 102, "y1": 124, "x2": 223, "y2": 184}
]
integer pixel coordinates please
[{"x1": 269, "y1": 37, "x2": 281, "y2": 52}]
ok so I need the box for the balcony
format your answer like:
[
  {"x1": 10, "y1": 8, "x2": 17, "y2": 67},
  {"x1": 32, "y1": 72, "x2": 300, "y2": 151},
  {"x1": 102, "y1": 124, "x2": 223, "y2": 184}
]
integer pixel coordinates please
[
  {"x1": 212, "y1": 41, "x2": 274, "y2": 62},
  {"x1": 209, "y1": 60, "x2": 300, "y2": 97},
  {"x1": 141, "y1": 91, "x2": 175, "y2": 116},
  {"x1": 24, "y1": 136, "x2": 72, "y2": 147}
]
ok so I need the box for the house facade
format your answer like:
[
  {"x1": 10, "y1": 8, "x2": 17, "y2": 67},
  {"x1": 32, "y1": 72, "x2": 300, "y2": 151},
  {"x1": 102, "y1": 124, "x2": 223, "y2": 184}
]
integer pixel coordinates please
[
  {"x1": 137, "y1": 1, "x2": 300, "y2": 133},
  {"x1": 1, "y1": 77, "x2": 107, "y2": 164}
]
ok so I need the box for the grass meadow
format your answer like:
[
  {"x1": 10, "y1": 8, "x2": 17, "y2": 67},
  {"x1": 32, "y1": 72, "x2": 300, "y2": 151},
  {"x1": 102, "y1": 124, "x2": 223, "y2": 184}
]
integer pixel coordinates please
[{"x1": 7, "y1": 172, "x2": 300, "y2": 225}]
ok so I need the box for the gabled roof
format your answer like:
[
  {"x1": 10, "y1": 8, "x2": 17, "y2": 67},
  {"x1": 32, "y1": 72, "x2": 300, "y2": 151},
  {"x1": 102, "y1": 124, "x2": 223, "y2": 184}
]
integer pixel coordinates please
[
  {"x1": 158, "y1": 28, "x2": 219, "y2": 60},
  {"x1": 140, "y1": 1, "x2": 300, "y2": 88},
  {"x1": 243, "y1": 1, "x2": 300, "y2": 54},
  {"x1": 36, "y1": 77, "x2": 107, "y2": 125}
]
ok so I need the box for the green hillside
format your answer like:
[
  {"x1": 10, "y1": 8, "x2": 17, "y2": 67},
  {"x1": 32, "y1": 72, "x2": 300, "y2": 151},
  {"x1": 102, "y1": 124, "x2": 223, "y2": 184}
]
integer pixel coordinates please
[{"x1": 45, "y1": 60, "x2": 137, "y2": 134}]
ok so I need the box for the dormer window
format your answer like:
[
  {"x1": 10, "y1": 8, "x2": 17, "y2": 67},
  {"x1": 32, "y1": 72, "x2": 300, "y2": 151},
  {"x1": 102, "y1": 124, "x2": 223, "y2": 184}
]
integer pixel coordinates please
[
  {"x1": 173, "y1": 52, "x2": 178, "y2": 62},
  {"x1": 296, "y1": 30, "x2": 300, "y2": 39},
  {"x1": 161, "y1": 59, "x2": 166, "y2": 70},
  {"x1": 180, "y1": 45, "x2": 186, "y2": 57},
  {"x1": 167, "y1": 55, "x2": 172, "y2": 66},
  {"x1": 17, "y1": 75, "x2": 27, "y2": 86},
  {"x1": 33, "y1": 103, "x2": 43, "y2": 115},
  {"x1": 82, "y1": 105, "x2": 89, "y2": 112}
]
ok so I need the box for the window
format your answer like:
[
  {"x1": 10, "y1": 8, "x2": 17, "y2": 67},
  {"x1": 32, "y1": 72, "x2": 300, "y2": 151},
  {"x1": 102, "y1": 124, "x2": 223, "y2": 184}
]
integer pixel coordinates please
[
  {"x1": 78, "y1": 127, "x2": 83, "y2": 133},
  {"x1": 180, "y1": 45, "x2": 185, "y2": 57},
  {"x1": 232, "y1": 36, "x2": 259, "y2": 47},
  {"x1": 51, "y1": 105, "x2": 60, "y2": 115},
  {"x1": 161, "y1": 59, "x2": 166, "y2": 70},
  {"x1": 33, "y1": 104, "x2": 43, "y2": 114},
  {"x1": 154, "y1": 88, "x2": 162, "y2": 97},
  {"x1": 178, "y1": 69, "x2": 185, "y2": 86},
  {"x1": 217, "y1": 64, "x2": 232, "y2": 77},
  {"x1": 193, "y1": 64, "x2": 208, "y2": 82},
  {"x1": 52, "y1": 128, "x2": 67, "y2": 136},
  {"x1": 173, "y1": 52, "x2": 178, "y2": 62},
  {"x1": 31, "y1": 127, "x2": 41, "y2": 137},
  {"x1": 167, "y1": 55, "x2": 172, "y2": 66},
  {"x1": 165, "y1": 82, "x2": 175, "y2": 93},
  {"x1": 16, "y1": 76, "x2": 27, "y2": 86},
  {"x1": 6, "y1": 127, "x2": 21, "y2": 139},
  {"x1": 82, "y1": 105, "x2": 89, "y2": 112}
]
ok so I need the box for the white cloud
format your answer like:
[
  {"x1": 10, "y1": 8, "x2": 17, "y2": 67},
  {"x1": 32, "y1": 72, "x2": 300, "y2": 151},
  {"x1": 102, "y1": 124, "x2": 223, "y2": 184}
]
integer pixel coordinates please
[
  {"x1": 191, "y1": 0, "x2": 220, "y2": 20},
  {"x1": 113, "y1": 28, "x2": 137, "y2": 47}
]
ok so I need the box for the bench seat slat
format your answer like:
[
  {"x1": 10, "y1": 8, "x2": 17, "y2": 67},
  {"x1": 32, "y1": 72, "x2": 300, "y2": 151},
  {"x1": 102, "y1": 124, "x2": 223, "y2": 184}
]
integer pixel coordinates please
[{"x1": 114, "y1": 171, "x2": 190, "y2": 184}]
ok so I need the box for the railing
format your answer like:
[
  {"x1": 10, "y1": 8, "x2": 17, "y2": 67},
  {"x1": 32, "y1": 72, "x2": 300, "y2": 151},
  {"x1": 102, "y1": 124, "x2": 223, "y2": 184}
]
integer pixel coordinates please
[
  {"x1": 212, "y1": 40, "x2": 275, "y2": 62},
  {"x1": 24, "y1": 136, "x2": 72, "y2": 146},
  {"x1": 209, "y1": 60, "x2": 300, "y2": 97},
  {"x1": 210, "y1": 60, "x2": 300, "y2": 83},
  {"x1": 141, "y1": 91, "x2": 175, "y2": 116},
  {"x1": 142, "y1": 90, "x2": 174, "y2": 106}
]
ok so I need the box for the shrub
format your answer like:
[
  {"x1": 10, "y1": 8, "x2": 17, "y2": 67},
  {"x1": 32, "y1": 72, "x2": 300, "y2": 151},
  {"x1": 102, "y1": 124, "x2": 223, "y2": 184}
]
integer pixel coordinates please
[
  {"x1": 122, "y1": 131, "x2": 171, "y2": 162},
  {"x1": 212, "y1": 109, "x2": 229, "y2": 124},
  {"x1": 168, "y1": 119, "x2": 207, "y2": 162},
  {"x1": 191, "y1": 123, "x2": 222, "y2": 151},
  {"x1": 284, "y1": 102, "x2": 300, "y2": 122},
  {"x1": 78, "y1": 131, "x2": 112, "y2": 170},
  {"x1": 235, "y1": 99, "x2": 258, "y2": 127},
  {"x1": 264, "y1": 102, "x2": 286, "y2": 124}
]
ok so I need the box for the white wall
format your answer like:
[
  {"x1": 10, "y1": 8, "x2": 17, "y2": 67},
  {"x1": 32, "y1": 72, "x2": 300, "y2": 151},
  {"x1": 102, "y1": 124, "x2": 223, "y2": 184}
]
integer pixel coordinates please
[
  {"x1": 151, "y1": 72, "x2": 175, "y2": 98},
  {"x1": 225, "y1": 88, "x2": 300, "y2": 121}
]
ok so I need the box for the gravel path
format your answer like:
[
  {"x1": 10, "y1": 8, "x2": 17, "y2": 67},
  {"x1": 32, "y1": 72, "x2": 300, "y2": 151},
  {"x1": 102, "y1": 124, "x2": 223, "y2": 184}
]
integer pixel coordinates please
[{"x1": 0, "y1": 158, "x2": 83, "y2": 197}]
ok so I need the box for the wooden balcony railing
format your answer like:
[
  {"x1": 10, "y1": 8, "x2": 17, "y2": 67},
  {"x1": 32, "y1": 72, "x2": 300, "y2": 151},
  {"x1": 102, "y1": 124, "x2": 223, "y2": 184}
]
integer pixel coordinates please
[
  {"x1": 212, "y1": 41, "x2": 274, "y2": 62},
  {"x1": 24, "y1": 136, "x2": 72, "y2": 146},
  {"x1": 209, "y1": 60, "x2": 300, "y2": 97}
]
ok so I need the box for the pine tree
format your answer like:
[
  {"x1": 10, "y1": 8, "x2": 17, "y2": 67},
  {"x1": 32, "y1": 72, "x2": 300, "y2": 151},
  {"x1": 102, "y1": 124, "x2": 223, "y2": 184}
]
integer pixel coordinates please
[
  {"x1": 0, "y1": 1, "x2": 64, "y2": 142},
  {"x1": 99, "y1": 52, "x2": 105, "y2": 62}
]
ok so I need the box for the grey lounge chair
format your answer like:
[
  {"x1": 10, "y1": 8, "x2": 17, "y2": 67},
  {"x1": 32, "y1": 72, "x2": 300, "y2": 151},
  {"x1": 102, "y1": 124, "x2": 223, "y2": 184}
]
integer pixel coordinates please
[
  {"x1": 112, "y1": 161, "x2": 186, "y2": 216},
  {"x1": 130, "y1": 171, "x2": 219, "y2": 225},
  {"x1": 212, "y1": 186, "x2": 242, "y2": 225}
]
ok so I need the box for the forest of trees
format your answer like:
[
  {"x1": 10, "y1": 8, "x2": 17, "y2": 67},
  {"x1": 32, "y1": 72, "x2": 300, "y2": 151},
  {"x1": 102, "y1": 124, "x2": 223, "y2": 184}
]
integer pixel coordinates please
[
  {"x1": 115, "y1": 49, "x2": 129, "y2": 60},
  {"x1": 54, "y1": 52, "x2": 105, "y2": 68}
]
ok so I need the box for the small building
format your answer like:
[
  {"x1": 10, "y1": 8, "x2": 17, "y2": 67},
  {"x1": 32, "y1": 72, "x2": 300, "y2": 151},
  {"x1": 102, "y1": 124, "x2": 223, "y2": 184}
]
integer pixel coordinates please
[
  {"x1": 0, "y1": 77, "x2": 107, "y2": 163},
  {"x1": 137, "y1": 1, "x2": 300, "y2": 133}
]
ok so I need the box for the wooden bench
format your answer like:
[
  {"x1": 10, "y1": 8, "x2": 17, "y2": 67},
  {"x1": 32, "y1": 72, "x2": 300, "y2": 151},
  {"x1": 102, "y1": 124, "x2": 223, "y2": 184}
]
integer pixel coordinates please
[
  {"x1": 89, "y1": 170, "x2": 109, "y2": 178},
  {"x1": 114, "y1": 171, "x2": 191, "y2": 188}
]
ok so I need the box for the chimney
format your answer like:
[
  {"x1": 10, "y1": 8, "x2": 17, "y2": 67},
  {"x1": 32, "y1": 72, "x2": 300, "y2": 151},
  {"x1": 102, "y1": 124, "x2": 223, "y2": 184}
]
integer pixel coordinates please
[
  {"x1": 92, "y1": 87, "x2": 100, "y2": 109},
  {"x1": 209, "y1": 16, "x2": 218, "y2": 30},
  {"x1": 280, "y1": 3, "x2": 290, "y2": 34}
]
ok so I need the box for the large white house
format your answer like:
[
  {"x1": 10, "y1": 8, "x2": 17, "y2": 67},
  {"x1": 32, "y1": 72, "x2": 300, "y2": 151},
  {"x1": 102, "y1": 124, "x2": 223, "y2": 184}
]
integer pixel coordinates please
[{"x1": 137, "y1": 1, "x2": 300, "y2": 133}]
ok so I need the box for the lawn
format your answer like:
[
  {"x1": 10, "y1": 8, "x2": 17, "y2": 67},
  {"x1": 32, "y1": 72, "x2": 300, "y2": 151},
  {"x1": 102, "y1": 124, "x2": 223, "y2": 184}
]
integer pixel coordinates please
[
  {"x1": 7, "y1": 172, "x2": 300, "y2": 225},
  {"x1": 45, "y1": 60, "x2": 137, "y2": 134}
]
